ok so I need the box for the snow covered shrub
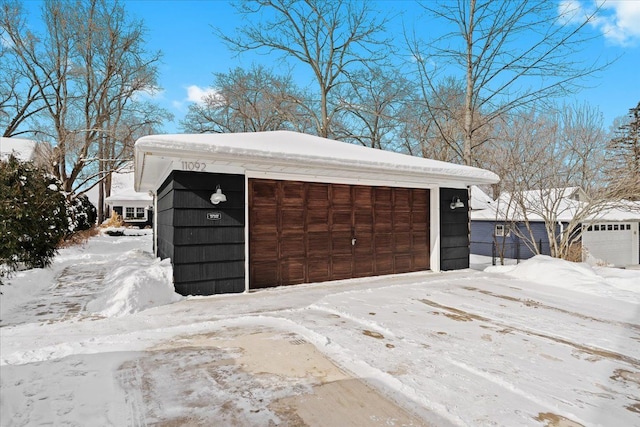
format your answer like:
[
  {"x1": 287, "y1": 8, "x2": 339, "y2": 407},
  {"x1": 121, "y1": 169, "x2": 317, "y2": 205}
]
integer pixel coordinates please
[
  {"x1": 68, "y1": 193, "x2": 97, "y2": 231},
  {"x1": 0, "y1": 155, "x2": 71, "y2": 277}
]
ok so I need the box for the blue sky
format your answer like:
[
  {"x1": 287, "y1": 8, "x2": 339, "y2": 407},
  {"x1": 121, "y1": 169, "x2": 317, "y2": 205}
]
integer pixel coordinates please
[{"x1": 20, "y1": 0, "x2": 640, "y2": 133}]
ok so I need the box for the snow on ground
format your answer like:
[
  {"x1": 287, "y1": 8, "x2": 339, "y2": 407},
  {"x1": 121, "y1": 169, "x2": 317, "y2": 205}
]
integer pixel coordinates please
[{"x1": 1, "y1": 234, "x2": 639, "y2": 426}]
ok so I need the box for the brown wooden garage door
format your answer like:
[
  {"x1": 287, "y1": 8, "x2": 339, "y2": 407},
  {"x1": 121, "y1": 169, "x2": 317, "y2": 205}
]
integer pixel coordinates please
[{"x1": 249, "y1": 179, "x2": 429, "y2": 289}]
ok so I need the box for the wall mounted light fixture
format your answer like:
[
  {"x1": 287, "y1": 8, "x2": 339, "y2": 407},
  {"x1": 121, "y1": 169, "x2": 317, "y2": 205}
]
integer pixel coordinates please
[
  {"x1": 210, "y1": 185, "x2": 227, "y2": 205},
  {"x1": 450, "y1": 197, "x2": 465, "y2": 210}
]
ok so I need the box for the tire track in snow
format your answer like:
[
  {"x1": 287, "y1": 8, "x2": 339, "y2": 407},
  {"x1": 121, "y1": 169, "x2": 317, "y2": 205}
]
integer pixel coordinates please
[
  {"x1": 463, "y1": 286, "x2": 640, "y2": 332},
  {"x1": 418, "y1": 298, "x2": 640, "y2": 369},
  {"x1": 116, "y1": 360, "x2": 148, "y2": 427}
]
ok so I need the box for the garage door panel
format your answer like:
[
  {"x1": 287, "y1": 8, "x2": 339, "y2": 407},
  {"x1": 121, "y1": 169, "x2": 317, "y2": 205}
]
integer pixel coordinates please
[
  {"x1": 332, "y1": 185, "x2": 352, "y2": 206},
  {"x1": 281, "y1": 181, "x2": 304, "y2": 205},
  {"x1": 280, "y1": 258, "x2": 305, "y2": 284},
  {"x1": 374, "y1": 187, "x2": 392, "y2": 207},
  {"x1": 393, "y1": 211, "x2": 411, "y2": 231},
  {"x1": 354, "y1": 234, "x2": 373, "y2": 255},
  {"x1": 412, "y1": 190, "x2": 428, "y2": 207},
  {"x1": 332, "y1": 210, "x2": 352, "y2": 231},
  {"x1": 308, "y1": 183, "x2": 330, "y2": 206},
  {"x1": 251, "y1": 209, "x2": 277, "y2": 232},
  {"x1": 374, "y1": 210, "x2": 392, "y2": 231},
  {"x1": 308, "y1": 232, "x2": 330, "y2": 256},
  {"x1": 375, "y1": 233, "x2": 393, "y2": 253},
  {"x1": 394, "y1": 188, "x2": 410, "y2": 206},
  {"x1": 394, "y1": 254, "x2": 412, "y2": 271},
  {"x1": 332, "y1": 232, "x2": 353, "y2": 254},
  {"x1": 394, "y1": 232, "x2": 412, "y2": 252},
  {"x1": 354, "y1": 186, "x2": 372, "y2": 206},
  {"x1": 281, "y1": 208, "x2": 304, "y2": 233},
  {"x1": 280, "y1": 235, "x2": 306, "y2": 257},
  {"x1": 251, "y1": 180, "x2": 277, "y2": 205},
  {"x1": 308, "y1": 258, "x2": 331, "y2": 282},
  {"x1": 251, "y1": 262, "x2": 278, "y2": 288},
  {"x1": 412, "y1": 251, "x2": 430, "y2": 270},
  {"x1": 354, "y1": 209, "x2": 373, "y2": 230},
  {"x1": 332, "y1": 256, "x2": 353, "y2": 279},
  {"x1": 251, "y1": 234, "x2": 278, "y2": 260},
  {"x1": 375, "y1": 256, "x2": 393, "y2": 275},
  {"x1": 307, "y1": 209, "x2": 329, "y2": 231},
  {"x1": 354, "y1": 258, "x2": 374, "y2": 277},
  {"x1": 412, "y1": 232, "x2": 429, "y2": 250}
]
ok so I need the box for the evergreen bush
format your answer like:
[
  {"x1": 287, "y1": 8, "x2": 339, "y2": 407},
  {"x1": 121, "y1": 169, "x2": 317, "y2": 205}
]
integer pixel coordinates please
[
  {"x1": 0, "y1": 155, "x2": 71, "y2": 278},
  {"x1": 69, "y1": 193, "x2": 97, "y2": 231}
]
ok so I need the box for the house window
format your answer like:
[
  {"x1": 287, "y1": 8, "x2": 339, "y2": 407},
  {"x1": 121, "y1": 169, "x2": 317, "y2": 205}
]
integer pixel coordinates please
[
  {"x1": 136, "y1": 207, "x2": 145, "y2": 219},
  {"x1": 125, "y1": 207, "x2": 134, "y2": 219},
  {"x1": 614, "y1": 224, "x2": 619, "y2": 231},
  {"x1": 627, "y1": 224, "x2": 631, "y2": 230},
  {"x1": 495, "y1": 224, "x2": 509, "y2": 237}
]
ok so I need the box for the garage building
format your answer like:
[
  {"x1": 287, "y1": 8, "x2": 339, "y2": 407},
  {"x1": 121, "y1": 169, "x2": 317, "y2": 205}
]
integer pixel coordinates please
[{"x1": 134, "y1": 131, "x2": 499, "y2": 295}]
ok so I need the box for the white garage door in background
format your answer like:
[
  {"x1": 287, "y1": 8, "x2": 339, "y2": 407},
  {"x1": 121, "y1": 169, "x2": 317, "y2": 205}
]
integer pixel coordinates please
[{"x1": 582, "y1": 222, "x2": 639, "y2": 267}]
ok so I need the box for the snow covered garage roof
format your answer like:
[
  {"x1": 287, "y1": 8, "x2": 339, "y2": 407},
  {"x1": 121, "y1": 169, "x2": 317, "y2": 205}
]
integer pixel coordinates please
[{"x1": 134, "y1": 131, "x2": 499, "y2": 192}]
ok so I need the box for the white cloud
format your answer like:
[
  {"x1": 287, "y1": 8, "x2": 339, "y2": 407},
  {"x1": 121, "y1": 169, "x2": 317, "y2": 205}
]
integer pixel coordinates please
[
  {"x1": 170, "y1": 85, "x2": 223, "y2": 112},
  {"x1": 132, "y1": 86, "x2": 165, "y2": 102},
  {"x1": 597, "y1": 0, "x2": 640, "y2": 45},
  {"x1": 561, "y1": 0, "x2": 640, "y2": 46},
  {"x1": 186, "y1": 85, "x2": 218, "y2": 104}
]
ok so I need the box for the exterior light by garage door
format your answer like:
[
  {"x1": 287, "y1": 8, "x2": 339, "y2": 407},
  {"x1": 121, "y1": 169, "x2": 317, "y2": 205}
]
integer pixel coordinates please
[
  {"x1": 450, "y1": 197, "x2": 465, "y2": 210},
  {"x1": 210, "y1": 185, "x2": 227, "y2": 204}
]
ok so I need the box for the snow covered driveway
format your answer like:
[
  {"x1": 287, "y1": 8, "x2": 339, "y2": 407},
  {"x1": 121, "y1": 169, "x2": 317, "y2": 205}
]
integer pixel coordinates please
[{"x1": 1, "y1": 233, "x2": 639, "y2": 426}]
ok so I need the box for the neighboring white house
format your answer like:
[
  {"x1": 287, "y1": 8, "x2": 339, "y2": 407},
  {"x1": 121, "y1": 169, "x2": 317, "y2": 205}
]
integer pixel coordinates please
[
  {"x1": 470, "y1": 186, "x2": 640, "y2": 267},
  {"x1": 104, "y1": 165, "x2": 153, "y2": 227}
]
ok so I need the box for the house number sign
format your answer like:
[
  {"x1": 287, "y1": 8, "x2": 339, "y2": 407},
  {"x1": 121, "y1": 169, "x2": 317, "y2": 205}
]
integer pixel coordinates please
[
  {"x1": 207, "y1": 212, "x2": 222, "y2": 221},
  {"x1": 180, "y1": 160, "x2": 207, "y2": 171}
]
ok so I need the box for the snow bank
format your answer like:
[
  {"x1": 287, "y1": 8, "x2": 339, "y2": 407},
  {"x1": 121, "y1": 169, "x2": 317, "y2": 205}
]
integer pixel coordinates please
[
  {"x1": 498, "y1": 255, "x2": 600, "y2": 284},
  {"x1": 86, "y1": 250, "x2": 182, "y2": 317},
  {"x1": 486, "y1": 255, "x2": 639, "y2": 301}
]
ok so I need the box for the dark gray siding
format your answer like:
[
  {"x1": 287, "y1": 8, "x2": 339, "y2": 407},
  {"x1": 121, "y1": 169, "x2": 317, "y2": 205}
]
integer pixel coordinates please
[
  {"x1": 157, "y1": 171, "x2": 245, "y2": 296},
  {"x1": 470, "y1": 219, "x2": 560, "y2": 259},
  {"x1": 440, "y1": 188, "x2": 470, "y2": 270}
]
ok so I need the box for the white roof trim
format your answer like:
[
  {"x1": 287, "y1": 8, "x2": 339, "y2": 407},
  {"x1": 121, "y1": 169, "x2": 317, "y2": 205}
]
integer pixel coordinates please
[{"x1": 134, "y1": 131, "x2": 500, "y2": 192}]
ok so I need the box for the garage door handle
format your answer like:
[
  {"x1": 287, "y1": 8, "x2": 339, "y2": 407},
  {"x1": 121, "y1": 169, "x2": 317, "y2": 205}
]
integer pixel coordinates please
[{"x1": 352, "y1": 238, "x2": 357, "y2": 246}]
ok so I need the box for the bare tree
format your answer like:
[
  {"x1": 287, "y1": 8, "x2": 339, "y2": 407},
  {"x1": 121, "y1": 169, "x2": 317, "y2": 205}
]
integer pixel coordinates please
[
  {"x1": 605, "y1": 102, "x2": 640, "y2": 200},
  {"x1": 334, "y1": 67, "x2": 412, "y2": 151},
  {"x1": 218, "y1": 0, "x2": 390, "y2": 138},
  {"x1": 1, "y1": 0, "x2": 166, "y2": 219},
  {"x1": 402, "y1": 76, "x2": 477, "y2": 163},
  {"x1": 486, "y1": 104, "x2": 614, "y2": 260},
  {"x1": 181, "y1": 65, "x2": 311, "y2": 134},
  {"x1": 558, "y1": 102, "x2": 608, "y2": 192},
  {"x1": 408, "y1": 0, "x2": 608, "y2": 166},
  {"x1": 0, "y1": 1, "x2": 49, "y2": 137}
]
